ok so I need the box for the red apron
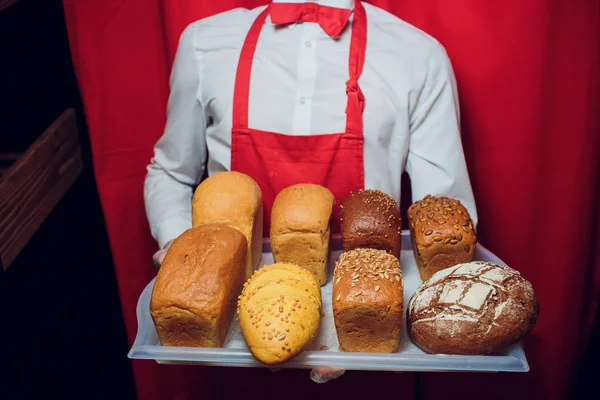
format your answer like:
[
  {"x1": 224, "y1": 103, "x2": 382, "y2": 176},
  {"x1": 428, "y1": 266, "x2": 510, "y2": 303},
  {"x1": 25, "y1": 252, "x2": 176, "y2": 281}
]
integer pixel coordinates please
[{"x1": 230, "y1": 1, "x2": 367, "y2": 235}]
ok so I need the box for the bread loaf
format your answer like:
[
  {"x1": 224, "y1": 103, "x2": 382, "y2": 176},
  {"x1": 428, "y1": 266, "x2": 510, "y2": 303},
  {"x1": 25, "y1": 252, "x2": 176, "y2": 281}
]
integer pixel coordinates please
[
  {"x1": 150, "y1": 225, "x2": 247, "y2": 347},
  {"x1": 332, "y1": 248, "x2": 403, "y2": 352},
  {"x1": 340, "y1": 189, "x2": 401, "y2": 259},
  {"x1": 192, "y1": 171, "x2": 263, "y2": 279},
  {"x1": 237, "y1": 263, "x2": 322, "y2": 365},
  {"x1": 407, "y1": 261, "x2": 539, "y2": 355},
  {"x1": 407, "y1": 194, "x2": 476, "y2": 281},
  {"x1": 270, "y1": 184, "x2": 335, "y2": 286}
]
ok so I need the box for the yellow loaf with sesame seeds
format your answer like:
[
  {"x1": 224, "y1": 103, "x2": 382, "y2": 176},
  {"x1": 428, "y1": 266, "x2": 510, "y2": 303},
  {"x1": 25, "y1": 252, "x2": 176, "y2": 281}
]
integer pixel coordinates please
[{"x1": 237, "y1": 263, "x2": 322, "y2": 365}]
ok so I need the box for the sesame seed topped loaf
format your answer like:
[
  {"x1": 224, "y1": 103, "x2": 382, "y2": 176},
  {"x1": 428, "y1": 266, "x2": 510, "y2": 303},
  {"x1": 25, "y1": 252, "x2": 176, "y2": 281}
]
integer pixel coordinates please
[
  {"x1": 407, "y1": 261, "x2": 539, "y2": 355},
  {"x1": 150, "y1": 224, "x2": 247, "y2": 348},
  {"x1": 407, "y1": 194, "x2": 476, "y2": 281},
  {"x1": 237, "y1": 263, "x2": 322, "y2": 365},
  {"x1": 332, "y1": 248, "x2": 404, "y2": 352},
  {"x1": 340, "y1": 189, "x2": 402, "y2": 259},
  {"x1": 192, "y1": 171, "x2": 263, "y2": 280},
  {"x1": 270, "y1": 184, "x2": 335, "y2": 286}
]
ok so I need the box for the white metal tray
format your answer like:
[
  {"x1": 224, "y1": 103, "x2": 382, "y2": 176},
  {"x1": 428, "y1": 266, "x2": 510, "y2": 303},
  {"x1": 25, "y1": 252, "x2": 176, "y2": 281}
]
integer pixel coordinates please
[{"x1": 128, "y1": 231, "x2": 529, "y2": 372}]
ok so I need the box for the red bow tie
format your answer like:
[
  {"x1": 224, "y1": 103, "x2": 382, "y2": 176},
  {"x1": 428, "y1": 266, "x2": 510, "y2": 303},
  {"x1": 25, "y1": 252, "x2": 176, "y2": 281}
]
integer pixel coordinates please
[{"x1": 269, "y1": 2, "x2": 353, "y2": 37}]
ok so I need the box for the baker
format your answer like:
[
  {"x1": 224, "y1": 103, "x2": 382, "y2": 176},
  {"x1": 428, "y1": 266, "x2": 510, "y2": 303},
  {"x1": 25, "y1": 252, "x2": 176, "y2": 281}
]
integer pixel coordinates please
[{"x1": 144, "y1": 0, "x2": 477, "y2": 384}]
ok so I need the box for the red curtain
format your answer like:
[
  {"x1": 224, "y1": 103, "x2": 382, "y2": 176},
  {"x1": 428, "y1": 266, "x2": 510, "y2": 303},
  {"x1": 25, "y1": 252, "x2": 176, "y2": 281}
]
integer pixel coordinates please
[{"x1": 62, "y1": 1, "x2": 600, "y2": 399}]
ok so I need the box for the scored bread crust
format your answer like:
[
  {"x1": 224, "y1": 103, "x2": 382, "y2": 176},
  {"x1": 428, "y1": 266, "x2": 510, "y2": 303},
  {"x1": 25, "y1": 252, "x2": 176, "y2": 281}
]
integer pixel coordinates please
[
  {"x1": 407, "y1": 261, "x2": 539, "y2": 355},
  {"x1": 407, "y1": 194, "x2": 476, "y2": 281},
  {"x1": 332, "y1": 248, "x2": 403, "y2": 353},
  {"x1": 192, "y1": 171, "x2": 263, "y2": 279},
  {"x1": 150, "y1": 224, "x2": 247, "y2": 348},
  {"x1": 237, "y1": 263, "x2": 322, "y2": 365},
  {"x1": 270, "y1": 184, "x2": 335, "y2": 286},
  {"x1": 340, "y1": 189, "x2": 401, "y2": 259}
]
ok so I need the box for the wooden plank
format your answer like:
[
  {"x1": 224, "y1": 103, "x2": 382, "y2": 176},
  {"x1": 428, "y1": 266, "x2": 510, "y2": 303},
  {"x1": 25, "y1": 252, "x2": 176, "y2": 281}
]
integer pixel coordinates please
[
  {"x1": 0, "y1": 108, "x2": 83, "y2": 271},
  {"x1": 0, "y1": 0, "x2": 21, "y2": 14}
]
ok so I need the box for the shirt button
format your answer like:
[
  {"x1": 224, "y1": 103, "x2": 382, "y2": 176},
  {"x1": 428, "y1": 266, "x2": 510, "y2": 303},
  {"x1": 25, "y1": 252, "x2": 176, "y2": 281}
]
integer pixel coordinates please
[
  {"x1": 305, "y1": 40, "x2": 312, "y2": 48},
  {"x1": 299, "y1": 97, "x2": 306, "y2": 104}
]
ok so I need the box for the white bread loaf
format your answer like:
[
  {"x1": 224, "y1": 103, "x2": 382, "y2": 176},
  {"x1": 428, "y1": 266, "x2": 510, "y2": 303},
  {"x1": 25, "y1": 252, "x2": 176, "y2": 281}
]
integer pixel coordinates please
[
  {"x1": 192, "y1": 171, "x2": 263, "y2": 279},
  {"x1": 270, "y1": 184, "x2": 335, "y2": 286}
]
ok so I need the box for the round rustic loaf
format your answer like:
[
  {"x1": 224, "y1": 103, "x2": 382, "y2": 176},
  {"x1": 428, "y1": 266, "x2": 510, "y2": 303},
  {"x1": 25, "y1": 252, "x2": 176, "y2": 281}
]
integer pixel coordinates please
[{"x1": 407, "y1": 261, "x2": 538, "y2": 355}]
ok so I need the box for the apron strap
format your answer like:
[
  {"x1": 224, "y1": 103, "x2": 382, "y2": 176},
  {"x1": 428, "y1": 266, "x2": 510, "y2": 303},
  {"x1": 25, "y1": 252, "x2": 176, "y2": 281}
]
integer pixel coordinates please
[
  {"x1": 232, "y1": 1, "x2": 367, "y2": 136},
  {"x1": 232, "y1": 7, "x2": 270, "y2": 130},
  {"x1": 345, "y1": 0, "x2": 366, "y2": 136}
]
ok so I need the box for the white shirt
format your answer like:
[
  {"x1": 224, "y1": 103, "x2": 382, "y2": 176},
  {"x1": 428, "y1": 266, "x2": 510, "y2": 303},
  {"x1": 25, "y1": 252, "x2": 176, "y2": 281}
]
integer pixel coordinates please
[{"x1": 144, "y1": 0, "x2": 478, "y2": 249}]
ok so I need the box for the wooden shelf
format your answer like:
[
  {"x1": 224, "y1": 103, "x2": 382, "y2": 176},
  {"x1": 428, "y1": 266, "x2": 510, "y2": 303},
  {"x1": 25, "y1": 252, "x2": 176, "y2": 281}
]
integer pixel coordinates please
[{"x1": 0, "y1": 108, "x2": 83, "y2": 271}]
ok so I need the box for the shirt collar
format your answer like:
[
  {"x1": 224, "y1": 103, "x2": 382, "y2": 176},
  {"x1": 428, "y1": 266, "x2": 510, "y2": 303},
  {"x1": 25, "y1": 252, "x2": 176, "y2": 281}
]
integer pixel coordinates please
[{"x1": 270, "y1": 0, "x2": 354, "y2": 10}]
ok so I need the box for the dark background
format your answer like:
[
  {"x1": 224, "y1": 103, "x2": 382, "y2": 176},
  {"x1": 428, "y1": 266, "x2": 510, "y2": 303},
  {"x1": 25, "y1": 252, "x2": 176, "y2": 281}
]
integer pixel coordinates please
[
  {"x1": 0, "y1": 0, "x2": 135, "y2": 399},
  {"x1": 0, "y1": 0, "x2": 597, "y2": 399}
]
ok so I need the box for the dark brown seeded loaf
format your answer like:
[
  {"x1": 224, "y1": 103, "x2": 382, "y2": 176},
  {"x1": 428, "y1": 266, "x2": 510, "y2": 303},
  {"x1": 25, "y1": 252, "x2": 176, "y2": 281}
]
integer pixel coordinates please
[
  {"x1": 407, "y1": 194, "x2": 476, "y2": 281},
  {"x1": 339, "y1": 189, "x2": 401, "y2": 259}
]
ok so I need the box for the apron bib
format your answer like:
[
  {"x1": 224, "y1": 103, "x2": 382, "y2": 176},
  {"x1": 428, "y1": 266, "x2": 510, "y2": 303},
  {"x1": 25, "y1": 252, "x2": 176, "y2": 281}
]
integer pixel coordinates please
[{"x1": 230, "y1": 0, "x2": 367, "y2": 235}]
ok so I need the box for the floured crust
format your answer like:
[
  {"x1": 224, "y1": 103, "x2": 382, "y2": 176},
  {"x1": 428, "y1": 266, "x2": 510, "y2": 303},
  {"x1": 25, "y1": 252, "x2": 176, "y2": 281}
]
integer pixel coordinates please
[
  {"x1": 407, "y1": 261, "x2": 539, "y2": 355},
  {"x1": 407, "y1": 194, "x2": 476, "y2": 281}
]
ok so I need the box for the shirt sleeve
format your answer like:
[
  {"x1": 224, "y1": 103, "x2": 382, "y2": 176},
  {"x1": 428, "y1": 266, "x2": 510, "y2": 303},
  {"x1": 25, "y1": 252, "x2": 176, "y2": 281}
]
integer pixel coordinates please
[
  {"x1": 405, "y1": 42, "x2": 478, "y2": 228},
  {"x1": 144, "y1": 25, "x2": 207, "y2": 249}
]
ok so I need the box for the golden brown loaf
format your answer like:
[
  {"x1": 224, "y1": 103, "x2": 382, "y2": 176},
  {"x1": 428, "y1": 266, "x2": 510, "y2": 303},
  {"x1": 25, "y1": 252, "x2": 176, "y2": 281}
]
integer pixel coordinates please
[
  {"x1": 340, "y1": 189, "x2": 401, "y2": 259},
  {"x1": 270, "y1": 184, "x2": 335, "y2": 286},
  {"x1": 407, "y1": 261, "x2": 539, "y2": 355},
  {"x1": 150, "y1": 225, "x2": 247, "y2": 347},
  {"x1": 192, "y1": 171, "x2": 263, "y2": 279},
  {"x1": 237, "y1": 263, "x2": 322, "y2": 365},
  {"x1": 332, "y1": 248, "x2": 403, "y2": 352},
  {"x1": 407, "y1": 194, "x2": 476, "y2": 281}
]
